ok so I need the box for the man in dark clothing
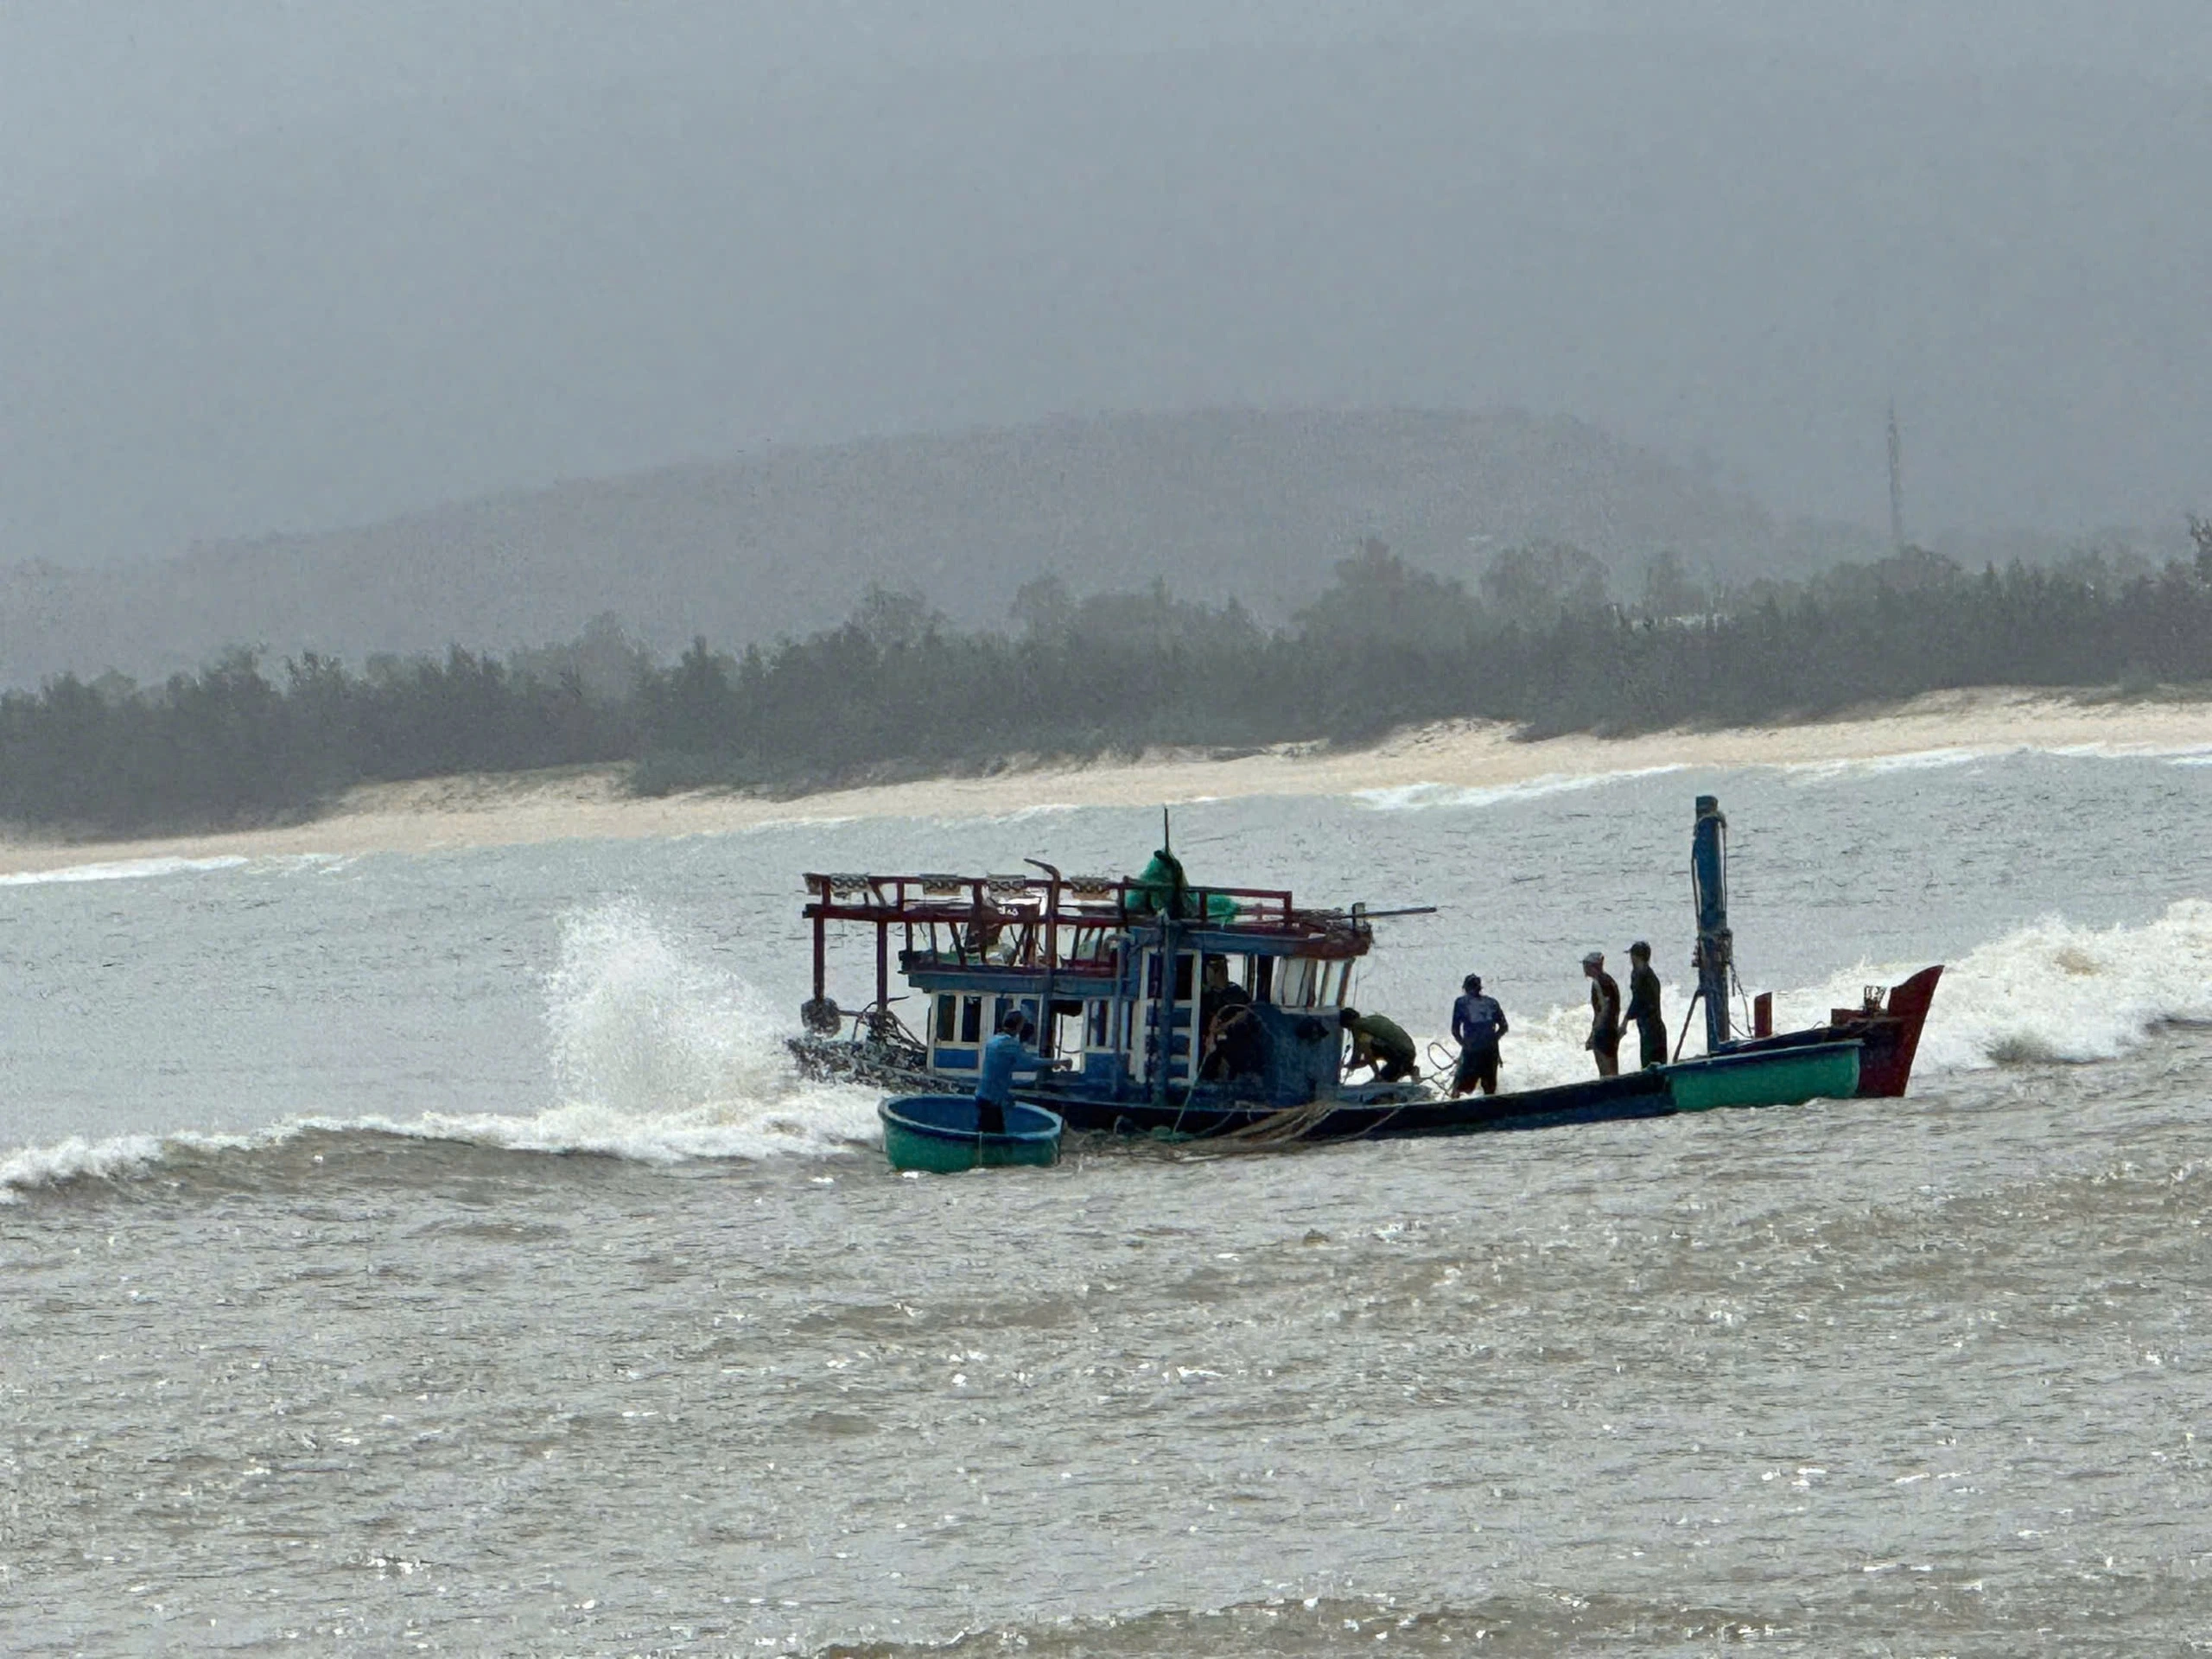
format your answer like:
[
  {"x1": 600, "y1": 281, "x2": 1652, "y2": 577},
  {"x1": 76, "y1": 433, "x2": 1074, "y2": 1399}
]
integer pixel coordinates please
[
  {"x1": 1449, "y1": 973, "x2": 1509, "y2": 1097},
  {"x1": 1198, "y1": 956, "x2": 1262, "y2": 1080},
  {"x1": 1582, "y1": 950, "x2": 1623, "y2": 1077},
  {"x1": 1339, "y1": 1007, "x2": 1418, "y2": 1083},
  {"x1": 1200, "y1": 1001, "x2": 1268, "y2": 1081},
  {"x1": 1198, "y1": 957, "x2": 1251, "y2": 1040},
  {"x1": 1624, "y1": 940, "x2": 1668, "y2": 1070}
]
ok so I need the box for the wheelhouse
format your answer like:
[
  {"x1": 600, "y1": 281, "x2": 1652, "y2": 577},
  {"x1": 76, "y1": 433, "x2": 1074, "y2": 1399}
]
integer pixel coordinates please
[{"x1": 801, "y1": 868, "x2": 1385, "y2": 1107}]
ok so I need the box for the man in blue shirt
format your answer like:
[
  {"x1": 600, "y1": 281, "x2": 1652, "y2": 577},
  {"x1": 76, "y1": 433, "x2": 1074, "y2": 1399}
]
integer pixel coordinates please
[
  {"x1": 976, "y1": 1008, "x2": 1048, "y2": 1134},
  {"x1": 1449, "y1": 974, "x2": 1510, "y2": 1097}
]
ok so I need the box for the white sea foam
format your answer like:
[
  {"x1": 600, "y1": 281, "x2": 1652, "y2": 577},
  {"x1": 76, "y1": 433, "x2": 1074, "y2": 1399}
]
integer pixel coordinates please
[
  {"x1": 10, "y1": 901, "x2": 2209, "y2": 1202},
  {"x1": 2, "y1": 903, "x2": 878, "y2": 1202},
  {"x1": 1767, "y1": 898, "x2": 2212, "y2": 1072},
  {"x1": 1413, "y1": 899, "x2": 2212, "y2": 1091},
  {"x1": 0, "y1": 854, "x2": 251, "y2": 887},
  {"x1": 1781, "y1": 747, "x2": 1995, "y2": 785},
  {"x1": 1354, "y1": 766, "x2": 1688, "y2": 813},
  {"x1": 276, "y1": 900, "x2": 885, "y2": 1166},
  {"x1": 0, "y1": 1128, "x2": 261, "y2": 1204},
  {"x1": 0, "y1": 1133, "x2": 168, "y2": 1198}
]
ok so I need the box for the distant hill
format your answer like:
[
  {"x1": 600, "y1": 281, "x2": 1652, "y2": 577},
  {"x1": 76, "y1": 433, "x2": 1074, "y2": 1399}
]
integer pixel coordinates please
[
  {"x1": 6, "y1": 29, "x2": 2209, "y2": 576},
  {"x1": 0, "y1": 407, "x2": 1853, "y2": 683}
]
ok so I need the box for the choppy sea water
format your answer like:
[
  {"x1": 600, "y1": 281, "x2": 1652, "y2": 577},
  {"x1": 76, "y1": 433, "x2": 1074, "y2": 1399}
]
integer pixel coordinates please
[{"x1": 3, "y1": 753, "x2": 2209, "y2": 1654}]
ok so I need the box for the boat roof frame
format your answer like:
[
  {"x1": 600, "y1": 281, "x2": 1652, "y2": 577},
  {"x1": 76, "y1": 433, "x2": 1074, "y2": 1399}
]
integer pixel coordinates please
[
  {"x1": 802, "y1": 871, "x2": 1375, "y2": 952},
  {"x1": 801, "y1": 868, "x2": 1380, "y2": 1014}
]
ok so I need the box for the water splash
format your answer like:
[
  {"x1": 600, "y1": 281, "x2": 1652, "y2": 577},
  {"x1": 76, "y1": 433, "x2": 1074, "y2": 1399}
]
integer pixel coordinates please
[
  {"x1": 2, "y1": 903, "x2": 880, "y2": 1203},
  {"x1": 545, "y1": 901, "x2": 790, "y2": 1115},
  {"x1": 501, "y1": 899, "x2": 882, "y2": 1160},
  {"x1": 1419, "y1": 900, "x2": 2212, "y2": 1090},
  {"x1": 1774, "y1": 898, "x2": 2212, "y2": 1073}
]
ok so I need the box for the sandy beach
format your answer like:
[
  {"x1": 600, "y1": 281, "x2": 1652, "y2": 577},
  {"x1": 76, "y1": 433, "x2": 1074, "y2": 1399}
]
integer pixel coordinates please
[{"x1": 3, "y1": 688, "x2": 2208, "y2": 878}]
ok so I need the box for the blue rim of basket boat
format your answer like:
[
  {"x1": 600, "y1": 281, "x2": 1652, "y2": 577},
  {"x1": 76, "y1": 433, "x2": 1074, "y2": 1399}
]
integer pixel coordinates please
[{"x1": 879, "y1": 1094, "x2": 1065, "y2": 1145}]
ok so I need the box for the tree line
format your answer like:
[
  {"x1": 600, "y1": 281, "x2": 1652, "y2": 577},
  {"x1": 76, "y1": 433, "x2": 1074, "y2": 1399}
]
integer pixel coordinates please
[{"x1": 4, "y1": 524, "x2": 2211, "y2": 835}]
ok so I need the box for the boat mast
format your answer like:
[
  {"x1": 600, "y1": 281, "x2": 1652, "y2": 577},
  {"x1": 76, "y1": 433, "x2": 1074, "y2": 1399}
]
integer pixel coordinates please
[{"x1": 1692, "y1": 796, "x2": 1732, "y2": 1052}]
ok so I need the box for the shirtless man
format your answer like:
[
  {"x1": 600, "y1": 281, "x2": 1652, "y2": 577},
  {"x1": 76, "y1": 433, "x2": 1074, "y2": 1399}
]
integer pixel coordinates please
[{"x1": 1581, "y1": 950, "x2": 1623, "y2": 1077}]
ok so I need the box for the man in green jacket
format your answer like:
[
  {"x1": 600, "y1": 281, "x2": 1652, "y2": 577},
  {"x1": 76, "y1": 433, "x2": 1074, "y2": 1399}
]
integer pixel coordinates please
[{"x1": 1339, "y1": 1007, "x2": 1419, "y2": 1083}]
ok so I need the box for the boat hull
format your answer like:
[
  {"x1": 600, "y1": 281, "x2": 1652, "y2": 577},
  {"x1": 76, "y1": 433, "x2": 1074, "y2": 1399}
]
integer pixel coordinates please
[
  {"x1": 1031, "y1": 1039, "x2": 1864, "y2": 1146},
  {"x1": 1662, "y1": 1039, "x2": 1861, "y2": 1112},
  {"x1": 1034, "y1": 1069, "x2": 1675, "y2": 1143},
  {"x1": 1715, "y1": 965, "x2": 1943, "y2": 1097},
  {"x1": 879, "y1": 1096, "x2": 1065, "y2": 1173}
]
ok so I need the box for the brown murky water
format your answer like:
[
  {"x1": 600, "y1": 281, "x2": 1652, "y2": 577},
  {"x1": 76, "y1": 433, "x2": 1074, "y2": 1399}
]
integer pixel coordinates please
[{"x1": 4, "y1": 759, "x2": 2210, "y2": 1652}]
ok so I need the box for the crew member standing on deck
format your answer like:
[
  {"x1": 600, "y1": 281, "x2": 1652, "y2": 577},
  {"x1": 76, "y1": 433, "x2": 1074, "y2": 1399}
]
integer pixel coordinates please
[
  {"x1": 1449, "y1": 974, "x2": 1509, "y2": 1097},
  {"x1": 1624, "y1": 941, "x2": 1668, "y2": 1070},
  {"x1": 1582, "y1": 950, "x2": 1623, "y2": 1077},
  {"x1": 975, "y1": 1007, "x2": 1047, "y2": 1135}
]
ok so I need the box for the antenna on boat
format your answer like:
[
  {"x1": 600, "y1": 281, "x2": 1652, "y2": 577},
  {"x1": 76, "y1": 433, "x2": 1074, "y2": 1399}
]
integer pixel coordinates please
[
  {"x1": 1887, "y1": 400, "x2": 1908, "y2": 554},
  {"x1": 1161, "y1": 806, "x2": 1172, "y2": 854}
]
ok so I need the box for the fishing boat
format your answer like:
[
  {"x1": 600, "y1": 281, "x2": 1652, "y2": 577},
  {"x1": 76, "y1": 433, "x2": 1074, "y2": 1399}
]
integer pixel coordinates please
[{"x1": 790, "y1": 798, "x2": 1939, "y2": 1147}]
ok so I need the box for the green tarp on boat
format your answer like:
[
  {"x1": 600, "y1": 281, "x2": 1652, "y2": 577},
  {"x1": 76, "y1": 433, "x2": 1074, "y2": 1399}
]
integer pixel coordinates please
[{"x1": 1129, "y1": 849, "x2": 1239, "y2": 923}]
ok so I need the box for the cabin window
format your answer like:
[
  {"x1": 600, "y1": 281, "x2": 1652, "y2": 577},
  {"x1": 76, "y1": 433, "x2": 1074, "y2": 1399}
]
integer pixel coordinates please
[
  {"x1": 958, "y1": 995, "x2": 983, "y2": 1044},
  {"x1": 1255, "y1": 956, "x2": 1274, "y2": 1002},
  {"x1": 1144, "y1": 950, "x2": 1198, "y2": 1000},
  {"x1": 1275, "y1": 958, "x2": 1318, "y2": 1008},
  {"x1": 935, "y1": 994, "x2": 957, "y2": 1043},
  {"x1": 1085, "y1": 1000, "x2": 1109, "y2": 1049},
  {"x1": 1048, "y1": 999, "x2": 1083, "y2": 1058}
]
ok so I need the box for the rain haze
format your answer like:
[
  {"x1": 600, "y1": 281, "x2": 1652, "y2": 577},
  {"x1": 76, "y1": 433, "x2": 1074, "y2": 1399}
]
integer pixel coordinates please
[
  {"x1": 0, "y1": 1, "x2": 2208, "y2": 665},
  {"x1": 10, "y1": 10, "x2": 2212, "y2": 1654},
  {"x1": 2, "y1": 1, "x2": 2210, "y2": 675}
]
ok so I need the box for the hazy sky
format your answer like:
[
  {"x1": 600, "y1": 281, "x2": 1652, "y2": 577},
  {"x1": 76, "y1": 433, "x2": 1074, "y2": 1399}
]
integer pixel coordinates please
[
  {"x1": 7, "y1": 1, "x2": 2208, "y2": 214},
  {"x1": 3, "y1": 1, "x2": 2209, "y2": 564}
]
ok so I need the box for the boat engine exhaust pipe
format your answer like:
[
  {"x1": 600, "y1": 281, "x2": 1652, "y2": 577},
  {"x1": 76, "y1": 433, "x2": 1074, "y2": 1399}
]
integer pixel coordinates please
[{"x1": 1692, "y1": 796, "x2": 1732, "y2": 1054}]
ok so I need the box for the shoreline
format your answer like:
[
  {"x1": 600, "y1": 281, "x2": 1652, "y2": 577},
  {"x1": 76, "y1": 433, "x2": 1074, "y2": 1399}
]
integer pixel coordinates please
[{"x1": 3, "y1": 689, "x2": 2209, "y2": 877}]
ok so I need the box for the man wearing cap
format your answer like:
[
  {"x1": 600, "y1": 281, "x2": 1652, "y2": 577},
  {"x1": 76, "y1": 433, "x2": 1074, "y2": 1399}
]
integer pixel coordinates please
[
  {"x1": 1581, "y1": 951, "x2": 1623, "y2": 1077},
  {"x1": 1624, "y1": 941, "x2": 1668, "y2": 1070},
  {"x1": 1449, "y1": 974, "x2": 1509, "y2": 1097}
]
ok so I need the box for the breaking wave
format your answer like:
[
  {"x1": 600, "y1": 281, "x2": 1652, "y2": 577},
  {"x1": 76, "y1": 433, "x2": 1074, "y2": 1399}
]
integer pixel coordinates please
[
  {"x1": 0, "y1": 1129, "x2": 248, "y2": 1200},
  {"x1": 1, "y1": 903, "x2": 879, "y2": 1204},
  {"x1": 1774, "y1": 897, "x2": 2212, "y2": 1073},
  {"x1": 1780, "y1": 747, "x2": 1994, "y2": 784},
  {"x1": 9, "y1": 900, "x2": 2212, "y2": 1205},
  {"x1": 1353, "y1": 767, "x2": 1687, "y2": 813},
  {"x1": 1411, "y1": 899, "x2": 2212, "y2": 1090},
  {"x1": 0, "y1": 854, "x2": 251, "y2": 887}
]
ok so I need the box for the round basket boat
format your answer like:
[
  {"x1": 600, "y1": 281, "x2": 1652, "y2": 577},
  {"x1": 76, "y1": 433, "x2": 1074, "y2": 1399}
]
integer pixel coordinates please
[{"x1": 879, "y1": 1095, "x2": 1065, "y2": 1173}]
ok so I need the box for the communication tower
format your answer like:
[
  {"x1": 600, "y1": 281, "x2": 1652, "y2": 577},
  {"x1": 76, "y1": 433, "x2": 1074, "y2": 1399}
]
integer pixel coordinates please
[{"x1": 1887, "y1": 401, "x2": 1907, "y2": 553}]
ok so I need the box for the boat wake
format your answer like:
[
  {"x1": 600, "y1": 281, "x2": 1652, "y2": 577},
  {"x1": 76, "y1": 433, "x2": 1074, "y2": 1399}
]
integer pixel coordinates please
[{"x1": 7, "y1": 900, "x2": 2209, "y2": 1205}]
